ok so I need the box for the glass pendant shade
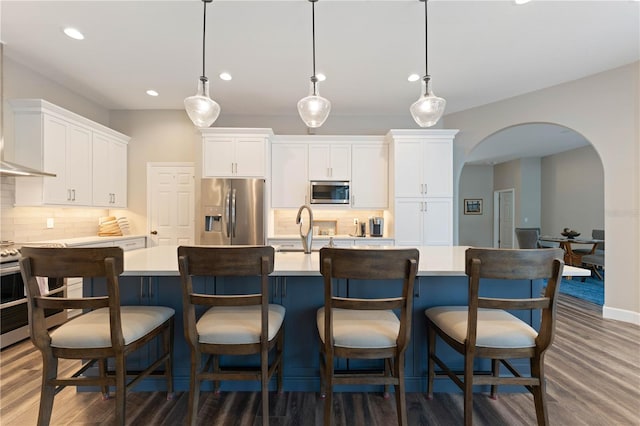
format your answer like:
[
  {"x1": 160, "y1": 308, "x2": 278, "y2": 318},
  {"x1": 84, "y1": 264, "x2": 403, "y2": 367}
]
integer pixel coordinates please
[
  {"x1": 410, "y1": 76, "x2": 446, "y2": 128},
  {"x1": 184, "y1": 77, "x2": 220, "y2": 128},
  {"x1": 297, "y1": 80, "x2": 331, "y2": 128}
]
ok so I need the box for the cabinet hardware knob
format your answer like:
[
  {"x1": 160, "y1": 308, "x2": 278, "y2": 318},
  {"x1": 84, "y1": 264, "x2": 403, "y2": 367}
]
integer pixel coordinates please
[{"x1": 150, "y1": 230, "x2": 158, "y2": 235}]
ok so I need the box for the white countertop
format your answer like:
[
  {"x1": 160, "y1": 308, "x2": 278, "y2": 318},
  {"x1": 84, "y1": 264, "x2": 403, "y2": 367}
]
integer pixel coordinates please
[
  {"x1": 34, "y1": 234, "x2": 146, "y2": 247},
  {"x1": 122, "y1": 245, "x2": 590, "y2": 278}
]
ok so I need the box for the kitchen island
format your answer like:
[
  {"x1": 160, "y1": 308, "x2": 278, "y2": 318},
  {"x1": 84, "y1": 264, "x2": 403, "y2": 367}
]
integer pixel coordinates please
[{"x1": 84, "y1": 245, "x2": 588, "y2": 393}]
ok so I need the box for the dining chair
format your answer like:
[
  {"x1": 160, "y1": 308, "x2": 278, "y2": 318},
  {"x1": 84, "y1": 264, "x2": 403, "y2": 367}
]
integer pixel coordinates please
[
  {"x1": 177, "y1": 245, "x2": 284, "y2": 426},
  {"x1": 425, "y1": 247, "x2": 564, "y2": 426},
  {"x1": 514, "y1": 227, "x2": 542, "y2": 249},
  {"x1": 317, "y1": 247, "x2": 419, "y2": 426},
  {"x1": 19, "y1": 247, "x2": 175, "y2": 426}
]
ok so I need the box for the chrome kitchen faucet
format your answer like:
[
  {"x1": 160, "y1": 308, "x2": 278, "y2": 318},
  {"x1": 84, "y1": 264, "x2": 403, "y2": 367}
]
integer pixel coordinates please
[{"x1": 296, "y1": 205, "x2": 314, "y2": 254}]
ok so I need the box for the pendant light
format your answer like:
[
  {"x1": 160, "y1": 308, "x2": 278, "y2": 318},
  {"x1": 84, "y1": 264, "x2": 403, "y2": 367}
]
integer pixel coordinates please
[
  {"x1": 410, "y1": 0, "x2": 446, "y2": 128},
  {"x1": 297, "y1": 0, "x2": 331, "y2": 128},
  {"x1": 184, "y1": 0, "x2": 220, "y2": 128}
]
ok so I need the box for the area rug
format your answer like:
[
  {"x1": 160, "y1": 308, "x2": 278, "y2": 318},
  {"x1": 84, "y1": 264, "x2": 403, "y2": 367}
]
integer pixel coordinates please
[
  {"x1": 558, "y1": 277, "x2": 604, "y2": 305},
  {"x1": 542, "y1": 275, "x2": 604, "y2": 305}
]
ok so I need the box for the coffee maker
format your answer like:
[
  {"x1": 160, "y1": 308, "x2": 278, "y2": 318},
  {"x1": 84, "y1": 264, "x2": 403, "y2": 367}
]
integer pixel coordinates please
[{"x1": 369, "y1": 217, "x2": 384, "y2": 237}]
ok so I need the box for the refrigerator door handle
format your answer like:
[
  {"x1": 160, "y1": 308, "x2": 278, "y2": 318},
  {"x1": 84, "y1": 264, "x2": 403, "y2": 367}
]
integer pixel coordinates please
[
  {"x1": 224, "y1": 189, "x2": 231, "y2": 238},
  {"x1": 231, "y1": 188, "x2": 237, "y2": 238}
]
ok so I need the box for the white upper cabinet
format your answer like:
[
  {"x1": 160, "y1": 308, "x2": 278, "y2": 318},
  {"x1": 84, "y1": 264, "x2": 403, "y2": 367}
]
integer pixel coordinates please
[
  {"x1": 308, "y1": 143, "x2": 351, "y2": 181},
  {"x1": 271, "y1": 143, "x2": 308, "y2": 208},
  {"x1": 201, "y1": 128, "x2": 273, "y2": 178},
  {"x1": 351, "y1": 142, "x2": 388, "y2": 209},
  {"x1": 10, "y1": 99, "x2": 129, "y2": 207},
  {"x1": 92, "y1": 132, "x2": 128, "y2": 207},
  {"x1": 392, "y1": 133, "x2": 454, "y2": 198}
]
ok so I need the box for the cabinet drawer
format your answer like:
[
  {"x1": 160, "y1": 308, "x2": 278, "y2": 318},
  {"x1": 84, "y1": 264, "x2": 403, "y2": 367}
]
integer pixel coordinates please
[
  {"x1": 81, "y1": 241, "x2": 115, "y2": 248},
  {"x1": 117, "y1": 238, "x2": 146, "y2": 252}
]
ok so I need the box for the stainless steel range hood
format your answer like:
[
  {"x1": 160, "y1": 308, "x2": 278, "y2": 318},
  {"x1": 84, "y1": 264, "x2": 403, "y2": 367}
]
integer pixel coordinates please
[
  {"x1": 0, "y1": 160, "x2": 56, "y2": 177},
  {"x1": 0, "y1": 43, "x2": 56, "y2": 178}
]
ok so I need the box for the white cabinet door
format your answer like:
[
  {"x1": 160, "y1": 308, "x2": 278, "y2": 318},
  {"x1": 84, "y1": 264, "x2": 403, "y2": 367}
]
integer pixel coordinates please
[
  {"x1": 393, "y1": 199, "x2": 425, "y2": 247},
  {"x1": 423, "y1": 198, "x2": 453, "y2": 246},
  {"x1": 328, "y1": 144, "x2": 351, "y2": 180},
  {"x1": 308, "y1": 144, "x2": 331, "y2": 180},
  {"x1": 394, "y1": 198, "x2": 452, "y2": 246},
  {"x1": 41, "y1": 116, "x2": 92, "y2": 205},
  {"x1": 92, "y1": 133, "x2": 128, "y2": 207},
  {"x1": 203, "y1": 136, "x2": 266, "y2": 177},
  {"x1": 66, "y1": 125, "x2": 93, "y2": 205},
  {"x1": 394, "y1": 139, "x2": 453, "y2": 198},
  {"x1": 42, "y1": 116, "x2": 69, "y2": 204},
  {"x1": 92, "y1": 133, "x2": 111, "y2": 206},
  {"x1": 110, "y1": 140, "x2": 128, "y2": 207},
  {"x1": 351, "y1": 143, "x2": 388, "y2": 208},
  {"x1": 203, "y1": 137, "x2": 236, "y2": 177},
  {"x1": 423, "y1": 139, "x2": 453, "y2": 197},
  {"x1": 235, "y1": 138, "x2": 265, "y2": 177},
  {"x1": 394, "y1": 140, "x2": 423, "y2": 198},
  {"x1": 271, "y1": 143, "x2": 308, "y2": 208},
  {"x1": 308, "y1": 143, "x2": 350, "y2": 180}
]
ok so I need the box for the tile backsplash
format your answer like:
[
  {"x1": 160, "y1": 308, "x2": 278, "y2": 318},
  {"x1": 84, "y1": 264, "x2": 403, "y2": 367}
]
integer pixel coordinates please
[
  {"x1": 274, "y1": 208, "x2": 385, "y2": 236},
  {"x1": 1, "y1": 177, "x2": 109, "y2": 242}
]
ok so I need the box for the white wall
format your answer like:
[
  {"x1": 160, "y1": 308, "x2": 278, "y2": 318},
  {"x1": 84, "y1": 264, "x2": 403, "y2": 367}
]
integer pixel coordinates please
[
  {"x1": 458, "y1": 165, "x2": 493, "y2": 247},
  {"x1": 541, "y1": 145, "x2": 604, "y2": 237},
  {"x1": 446, "y1": 61, "x2": 640, "y2": 324},
  {"x1": 109, "y1": 110, "x2": 200, "y2": 234},
  {"x1": 520, "y1": 157, "x2": 542, "y2": 229}
]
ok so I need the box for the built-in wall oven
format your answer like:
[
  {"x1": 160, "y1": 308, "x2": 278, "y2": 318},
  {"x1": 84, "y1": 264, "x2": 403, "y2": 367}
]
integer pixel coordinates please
[{"x1": 0, "y1": 242, "x2": 67, "y2": 349}]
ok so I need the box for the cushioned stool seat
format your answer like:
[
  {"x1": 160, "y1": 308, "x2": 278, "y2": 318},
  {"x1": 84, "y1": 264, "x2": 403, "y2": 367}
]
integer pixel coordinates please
[
  {"x1": 317, "y1": 307, "x2": 399, "y2": 349},
  {"x1": 197, "y1": 304, "x2": 285, "y2": 344},
  {"x1": 425, "y1": 306, "x2": 537, "y2": 349},
  {"x1": 51, "y1": 306, "x2": 175, "y2": 348}
]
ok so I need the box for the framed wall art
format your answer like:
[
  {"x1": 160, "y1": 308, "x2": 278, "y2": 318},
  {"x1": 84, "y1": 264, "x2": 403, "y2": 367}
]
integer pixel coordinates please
[{"x1": 464, "y1": 198, "x2": 483, "y2": 215}]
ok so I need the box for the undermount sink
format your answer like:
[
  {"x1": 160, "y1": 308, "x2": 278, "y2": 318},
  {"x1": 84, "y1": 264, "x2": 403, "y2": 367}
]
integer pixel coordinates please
[{"x1": 276, "y1": 248, "x2": 319, "y2": 253}]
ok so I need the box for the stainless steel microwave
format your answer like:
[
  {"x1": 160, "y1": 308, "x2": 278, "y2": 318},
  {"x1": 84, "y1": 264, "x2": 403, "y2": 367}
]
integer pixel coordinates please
[{"x1": 310, "y1": 181, "x2": 350, "y2": 204}]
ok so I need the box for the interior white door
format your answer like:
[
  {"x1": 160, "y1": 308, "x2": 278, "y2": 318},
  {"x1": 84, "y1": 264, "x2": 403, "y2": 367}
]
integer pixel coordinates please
[
  {"x1": 497, "y1": 189, "x2": 515, "y2": 248},
  {"x1": 147, "y1": 163, "x2": 195, "y2": 247}
]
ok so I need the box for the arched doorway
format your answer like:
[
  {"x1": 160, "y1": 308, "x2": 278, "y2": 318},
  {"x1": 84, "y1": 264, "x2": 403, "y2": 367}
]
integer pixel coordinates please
[{"x1": 458, "y1": 122, "x2": 605, "y2": 300}]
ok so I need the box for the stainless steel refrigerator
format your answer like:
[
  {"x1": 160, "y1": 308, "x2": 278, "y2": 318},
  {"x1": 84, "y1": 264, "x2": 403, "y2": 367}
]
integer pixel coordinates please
[{"x1": 200, "y1": 178, "x2": 265, "y2": 245}]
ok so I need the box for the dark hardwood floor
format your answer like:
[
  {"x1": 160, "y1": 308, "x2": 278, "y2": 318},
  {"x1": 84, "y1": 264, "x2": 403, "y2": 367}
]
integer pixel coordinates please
[{"x1": 1, "y1": 294, "x2": 639, "y2": 425}]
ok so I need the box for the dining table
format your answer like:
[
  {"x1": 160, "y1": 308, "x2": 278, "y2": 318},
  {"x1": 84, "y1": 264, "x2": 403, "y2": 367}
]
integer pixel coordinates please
[{"x1": 538, "y1": 236, "x2": 604, "y2": 268}]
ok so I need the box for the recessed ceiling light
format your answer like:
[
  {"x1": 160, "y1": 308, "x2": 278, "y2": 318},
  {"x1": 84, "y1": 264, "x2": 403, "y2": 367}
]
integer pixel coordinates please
[
  {"x1": 408, "y1": 74, "x2": 420, "y2": 82},
  {"x1": 316, "y1": 73, "x2": 326, "y2": 82},
  {"x1": 63, "y1": 27, "x2": 84, "y2": 40},
  {"x1": 146, "y1": 90, "x2": 159, "y2": 97},
  {"x1": 514, "y1": 0, "x2": 532, "y2": 5},
  {"x1": 219, "y1": 72, "x2": 232, "y2": 81}
]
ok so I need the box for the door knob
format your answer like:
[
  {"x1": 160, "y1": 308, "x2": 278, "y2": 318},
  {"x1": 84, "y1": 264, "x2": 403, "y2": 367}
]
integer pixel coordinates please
[{"x1": 150, "y1": 230, "x2": 158, "y2": 235}]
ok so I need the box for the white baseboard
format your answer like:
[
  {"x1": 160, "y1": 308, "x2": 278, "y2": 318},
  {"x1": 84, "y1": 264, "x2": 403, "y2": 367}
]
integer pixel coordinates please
[{"x1": 603, "y1": 305, "x2": 640, "y2": 325}]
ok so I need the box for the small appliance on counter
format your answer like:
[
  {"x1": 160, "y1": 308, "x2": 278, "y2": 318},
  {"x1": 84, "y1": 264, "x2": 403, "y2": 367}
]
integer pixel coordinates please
[{"x1": 369, "y1": 217, "x2": 384, "y2": 237}]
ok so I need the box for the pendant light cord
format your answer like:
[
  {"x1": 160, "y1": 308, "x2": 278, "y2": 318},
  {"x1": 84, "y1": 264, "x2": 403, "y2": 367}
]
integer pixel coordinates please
[
  {"x1": 312, "y1": 1, "x2": 317, "y2": 78},
  {"x1": 424, "y1": 0, "x2": 429, "y2": 78},
  {"x1": 201, "y1": 0, "x2": 209, "y2": 81}
]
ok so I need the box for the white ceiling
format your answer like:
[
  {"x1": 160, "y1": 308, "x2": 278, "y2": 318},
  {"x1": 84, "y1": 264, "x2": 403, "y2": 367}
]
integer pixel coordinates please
[{"x1": 1, "y1": 0, "x2": 639, "y2": 163}]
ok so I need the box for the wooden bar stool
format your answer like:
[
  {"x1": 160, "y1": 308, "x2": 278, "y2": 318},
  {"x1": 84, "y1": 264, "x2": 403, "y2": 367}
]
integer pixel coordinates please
[
  {"x1": 19, "y1": 247, "x2": 175, "y2": 426},
  {"x1": 177, "y1": 245, "x2": 284, "y2": 426},
  {"x1": 425, "y1": 248, "x2": 564, "y2": 425},
  {"x1": 317, "y1": 247, "x2": 419, "y2": 426}
]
